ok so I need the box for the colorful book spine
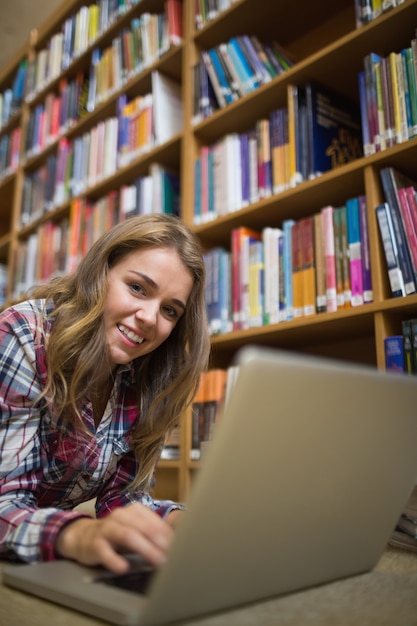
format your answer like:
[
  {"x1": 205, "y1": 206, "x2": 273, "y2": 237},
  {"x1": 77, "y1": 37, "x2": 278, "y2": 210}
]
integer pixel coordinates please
[
  {"x1": 375, "y1": 202, "x2": 405, "y2": 298},
  {"x1": 346, "y1": 196, "x2": 364, "y2": 306},
  {"x1": 358, "y1": 195, "x2": 373, "y2": 303},
  {"x1": 384, "y1": 335, "x2": 405, "y2": 373},
  {"x1": 321, "y1": 206, "x2": 337, "y2": 313}
]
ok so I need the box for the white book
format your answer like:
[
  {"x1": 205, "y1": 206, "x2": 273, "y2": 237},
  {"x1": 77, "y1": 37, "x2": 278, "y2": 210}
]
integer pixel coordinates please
[{"x1": 151, "y1": 71, "x2": 183, "y2": 145}]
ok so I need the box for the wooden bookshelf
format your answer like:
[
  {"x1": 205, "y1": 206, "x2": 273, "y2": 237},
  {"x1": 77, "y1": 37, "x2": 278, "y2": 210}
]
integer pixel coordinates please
[{"x1": 1, "y1": 0, "x2": 417, "y2": 502}]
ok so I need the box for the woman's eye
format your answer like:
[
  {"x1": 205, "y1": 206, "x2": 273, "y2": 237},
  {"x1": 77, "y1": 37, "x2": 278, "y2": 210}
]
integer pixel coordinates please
[
  {"x1": 130, "y1": 282, "x2": 145, "y2": 295},
  {"x1": 164, "y1": 306, "x2": 179, "y2": 319}
]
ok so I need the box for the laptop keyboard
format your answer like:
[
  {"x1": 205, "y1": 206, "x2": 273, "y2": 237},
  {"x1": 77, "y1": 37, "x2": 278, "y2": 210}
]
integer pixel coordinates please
[
  {"x1": 94, "y1": 555, "x2": 156, "y2": 594},
  {"x1": 97, "y1": 567, "x2": 155, "y2": 594}
]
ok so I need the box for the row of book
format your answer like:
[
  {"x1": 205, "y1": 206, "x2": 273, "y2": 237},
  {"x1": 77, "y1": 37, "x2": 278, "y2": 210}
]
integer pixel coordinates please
[
  {"x1": 384, "y1": 317, "x2": 417, "y2": 374},
  {"x1": 359, "y1": 36, "x2": 417, "y2": 156},
  {"x1": 12, "y1": 163, "x2": 180, "y2": 299},
  {"x1": 19, "y1": 71, "x2": 182, "y2": 226},
  {"x1": 355, "y1": 0, "x2": 406, "y2": 28},
  {"x1": 192, "y1": 35, "x2": 295, "y2": 121},
  {"x1": 12, "y1": 218, "x2": 70, "y2": 300},
  {"x1": 204, "y1": 195, "x2": 373, "y2": 335},
  {"x1": 0, "y1": 127, "x2": 21, "y2": 180},
  {"x1": 24, "y1": 0, "x2": 182, "y2": 101},
  {"x1": 67, "y1": 164, "x2": 180, "y2": 273},
  {"x1": 190, "y1": 367, "x2": 229, "y2": 460},
  {"x1": 0, "y1": 60, "x2": 27, "y2": 130},
  {"x1": 194, "y1": 0, "x2": 239, "y2": 30},
  {"x1": 376, "y1": 166, "x2": 417, "y2": 298},
  {"x1": 193, "y1": 83, "x2": 363, "y2": 223},
  {"x1": 23, "y1": 73, "x2": 89, "y2": 159}
]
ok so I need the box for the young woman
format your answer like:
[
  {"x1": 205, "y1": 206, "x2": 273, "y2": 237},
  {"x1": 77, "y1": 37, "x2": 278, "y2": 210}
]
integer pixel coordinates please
[{"x1": 0, "y1": 214, "x2": 211, "y2": 574}]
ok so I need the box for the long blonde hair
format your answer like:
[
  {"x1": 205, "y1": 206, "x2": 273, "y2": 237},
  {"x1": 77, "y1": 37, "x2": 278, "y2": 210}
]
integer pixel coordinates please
[{"x1": 31, "y1": 214, "x2": 211, "y2": 490}]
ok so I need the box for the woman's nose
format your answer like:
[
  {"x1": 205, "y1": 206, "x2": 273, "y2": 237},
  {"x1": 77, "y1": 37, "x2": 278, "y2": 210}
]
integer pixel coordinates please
[{"x1": 135, "y1": 301, "x2": 158, "y2": 325}]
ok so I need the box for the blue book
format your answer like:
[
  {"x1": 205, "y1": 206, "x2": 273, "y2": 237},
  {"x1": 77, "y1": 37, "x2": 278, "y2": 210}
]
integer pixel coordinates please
[
  {"x1": 282, "y1": 219, "x2": 295, "y2": 321},
  {"x1": 305, "y1": 82, "x2": 363, "y2": 179},
  {"x1": 194, "y1": 157, "x2": 202, "y2": 225},
  {"x1": 358, "y1": 195, "x2": 373, "y2": 303},
  {"x1": 227, "y1": 38, "x2": 259, "y2": 94},
  {"x1": 346, "y1": 196, "x2": 364, "y2": 306},
  {"x1": 208, "y1": 48, "x2": 235, "y2": 105},
  {"x1": 384, "y1": 335, "x2": 405, "y2": 373},
  {"x1": 358, "y1": 70, "x2": 372, "y2": 157}
]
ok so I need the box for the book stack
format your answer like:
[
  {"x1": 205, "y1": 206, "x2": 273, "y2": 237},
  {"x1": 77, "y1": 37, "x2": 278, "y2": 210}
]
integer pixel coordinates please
[
  {"x1": 11, "y1": 218, "x2": 70, "y2": 300},
  {"x1": 193, "y1": 36, "x2": 295, "y2": 120},
  {"x1": 0, "y1": 126, "x2": 21, "y2": 180},
  {"x1": 66, "y1": 164, "x2": 179, "y2": 274},
  {"x1": 25, "y1": 1, "x2": 182, "y2": 102},
  {"x1": 384, "y1": 317, "x2": 417, "y2": 374},
  {"x1": 354, "y1": 0, "x2": 404, "y2": 28},
  {"x1": 23, "y1": 73, "x2": 88, "y2": 159},
  {"x1": 203, "y1": 199, "x2": 373, "y2": 335},
  {"x1": 19, "y1": 71, "x2": 182, "y2": 229},
  {"x1": 359, "y1": 36, "x2": 417, "y2": 156},
  {"x1": 194, "y1": 0, "x2": 240, "y2": 29},
  {"x1": 193, "y1": 82, "x2": 363, "y2": 222},
  {"x1": 376, "y1": 166, "x2": 417, "y2": 298},
  {"x1": 190, "y1": 368, "x2": 228, "y2": 461},
  {"x1": 0, "y1": 60, "x2": 27, "y2": 129}
]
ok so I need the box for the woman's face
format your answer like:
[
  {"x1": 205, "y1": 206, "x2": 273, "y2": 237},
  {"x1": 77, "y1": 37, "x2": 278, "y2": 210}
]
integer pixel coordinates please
[{"x1": 103, "y1": 246, "x2": 193, "y2": 367}]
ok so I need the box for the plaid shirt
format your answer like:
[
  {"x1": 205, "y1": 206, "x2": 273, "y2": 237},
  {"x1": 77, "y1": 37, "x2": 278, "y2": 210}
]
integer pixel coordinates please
[{"x1": 0, "y1": 299, "x2": 180, "y2": 563}]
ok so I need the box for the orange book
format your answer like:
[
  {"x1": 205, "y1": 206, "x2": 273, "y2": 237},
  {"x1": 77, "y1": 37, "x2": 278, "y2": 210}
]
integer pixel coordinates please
[{"x1": 300, "y1": 216, "x2": 316, "y2": 316}]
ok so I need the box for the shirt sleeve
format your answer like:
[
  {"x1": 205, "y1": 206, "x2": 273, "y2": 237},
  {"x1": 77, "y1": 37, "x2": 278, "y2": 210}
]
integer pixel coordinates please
[
  {"x1": 94, "y1": 446, "x2": 186, "y2": 519},
  {"x1": 0, "y1": 306, "x2": 91, "y2": 563}
]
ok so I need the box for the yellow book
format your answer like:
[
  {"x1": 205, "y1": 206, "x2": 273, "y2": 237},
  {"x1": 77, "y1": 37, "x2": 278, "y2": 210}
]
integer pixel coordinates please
[
  {"x1": 389, "y1": 51, "x2": 404, "y2": 144},
  {"x1": 88, "y1": 5, "x2": 99, "y2": 43}
]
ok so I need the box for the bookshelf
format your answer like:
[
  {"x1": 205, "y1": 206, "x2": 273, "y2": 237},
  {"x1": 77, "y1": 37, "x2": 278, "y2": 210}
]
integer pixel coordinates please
[{"x1": 1, "y1": 0, "x2": 417, "y2": 503}]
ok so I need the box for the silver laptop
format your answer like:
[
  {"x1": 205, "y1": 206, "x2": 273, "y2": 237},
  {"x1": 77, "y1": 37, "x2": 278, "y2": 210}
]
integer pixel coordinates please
[{"x1": 4, "y1": 346, "x2": 417, "y2": 626}]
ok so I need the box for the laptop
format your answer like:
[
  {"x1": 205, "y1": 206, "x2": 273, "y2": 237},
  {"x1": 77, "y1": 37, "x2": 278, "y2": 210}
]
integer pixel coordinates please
[{"x1": 4, "y1": 345, "x2": 417, "y2": 626}]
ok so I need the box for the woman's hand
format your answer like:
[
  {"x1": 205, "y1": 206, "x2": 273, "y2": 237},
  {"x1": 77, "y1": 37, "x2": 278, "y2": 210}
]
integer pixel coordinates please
[{"x1": 55, "y1": 503, "x2": 176, "y2": 573}]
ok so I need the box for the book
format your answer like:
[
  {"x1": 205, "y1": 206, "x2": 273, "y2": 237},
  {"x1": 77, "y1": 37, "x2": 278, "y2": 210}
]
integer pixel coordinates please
[
  {"x1": 339, "y1": 204, "x2": 352, "y2": 307},
  {"x1": 358, "y1": 195, "x2": 373, "y2": 304},
  {"x1": 397, "y1": 187, "x2": 417, "y2": 286},
  {"x1": 282, "y1": 219, "x2": 296, "y2": 320},
  {"x1": 305, "y1": 82, "x2": 363, "y2": 178},
  {"x1": 411, "y1": 318, "x2": 417, "y2": 373},
  {"x1": 208, "y1": 47, "x2": 236, "y2": 105},
  {"x1": 313, "y1": 212, "x2": 327, "y2": 313},
  {"x1": 248, "y1": 238, "x2": 264, "y2": 327},
  {"x1": 321, "y1": 206, "x2": 337, "y2": 313},
  {"x1": 375, "y1": 203, "x2": 406, "y2": 298},
  {"x1": 262, "y1": 226, "x2": 282, "y2": 324},
  {"x1": 384, "y1": 335, "x2": 405, "y2": 373},
  {"x1": 190, "y1": 368, "x2": 228, "y2": 460},
  {"x1": 291, "y1": 221, "x2": 304, "y2": 318},
  {"x1": 332, "y1": 207, "x2": 345, "y2": 309},
  {"x1": 346, "y1": 196, "x2": 365, "y2": 306},
  {"x1": 379, "y1": 167, "x2": 417, "y2": 294},
  {"x1": 152, "y1": 71, "x2": 183, "y2": 144},
  {"x1": 300, "y1": 216, "x2": 316, "y2": 316},
  {"x1": 231, "y1": 226, "x2": 262, "y2": 330},
  {"x1": 402, "y1": 319, "x2": 414, "y2": 375}
]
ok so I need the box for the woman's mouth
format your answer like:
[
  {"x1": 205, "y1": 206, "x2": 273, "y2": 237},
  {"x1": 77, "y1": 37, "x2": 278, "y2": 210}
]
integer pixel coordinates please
[{"x1": 117, "y1": 324, "x2": 145, "y2": 345}]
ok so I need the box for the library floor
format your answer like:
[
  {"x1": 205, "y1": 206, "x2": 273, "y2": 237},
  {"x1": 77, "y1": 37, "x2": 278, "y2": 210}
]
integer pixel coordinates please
[{"x1": 1, "y1": 546, "x2": 417, "y2": 625}]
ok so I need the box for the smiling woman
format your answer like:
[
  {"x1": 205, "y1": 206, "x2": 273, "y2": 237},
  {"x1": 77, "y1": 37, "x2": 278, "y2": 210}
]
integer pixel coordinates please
[{"x1": 0, "y1": 214, "x2": 211, "y2": 575}]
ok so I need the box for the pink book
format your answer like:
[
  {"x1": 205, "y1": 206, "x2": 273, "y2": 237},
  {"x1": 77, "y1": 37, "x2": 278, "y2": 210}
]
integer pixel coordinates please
[{"x1": 321, "y1": 206, "x2": 337, "y2": 313}]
